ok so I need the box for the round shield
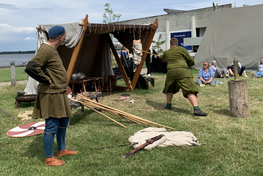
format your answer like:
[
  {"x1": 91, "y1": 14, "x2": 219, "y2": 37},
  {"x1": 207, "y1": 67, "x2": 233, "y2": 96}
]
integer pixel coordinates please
[
  {"x1": 66, "y1": 86, "x2": 72, "y2": 95},
  {"x1": 7, "y1": 121, "x2": 45, "y2": 138}
]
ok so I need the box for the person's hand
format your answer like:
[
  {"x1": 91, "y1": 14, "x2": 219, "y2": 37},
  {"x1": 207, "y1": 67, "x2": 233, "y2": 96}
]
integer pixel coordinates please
[{"x1": 49, "y1": 79, "x2": 52, "y2": 84}]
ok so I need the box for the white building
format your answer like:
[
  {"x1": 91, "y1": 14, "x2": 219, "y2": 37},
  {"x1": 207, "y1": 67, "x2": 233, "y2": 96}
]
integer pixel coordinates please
[{"x1": 116, "y1": 4, "x2": 232, "y2": 55}]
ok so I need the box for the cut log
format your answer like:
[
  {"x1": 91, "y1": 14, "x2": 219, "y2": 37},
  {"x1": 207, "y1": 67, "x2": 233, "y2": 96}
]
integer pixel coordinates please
[{"x1": 228, "y1": 80, "x2": 251, "y2": 117}]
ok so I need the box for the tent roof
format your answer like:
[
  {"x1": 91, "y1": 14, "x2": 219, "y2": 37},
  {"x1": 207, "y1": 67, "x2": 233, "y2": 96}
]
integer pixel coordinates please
[
  {"x1": 37, "y1": 16, "x2": 158, "y2": 90},
  {"x1": 39, "y1": 22, "x2": 155, "y2": 53},
  {"x1": 194, "y1": 4, "x2": 263, "y2": 70}
]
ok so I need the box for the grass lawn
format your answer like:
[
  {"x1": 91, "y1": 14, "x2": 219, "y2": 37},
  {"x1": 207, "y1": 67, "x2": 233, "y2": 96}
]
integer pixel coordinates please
[
  {"x1": 0, "y1": 67, "x2": 28, "y2": 82},
  {"x1": 1, "y1": 70, "x2": 263, "y2": 176}
]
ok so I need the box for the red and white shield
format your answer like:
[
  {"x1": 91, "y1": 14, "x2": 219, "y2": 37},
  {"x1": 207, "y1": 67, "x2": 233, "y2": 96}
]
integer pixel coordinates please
[{"x1": 7, "y1": 121, "x2": 45, "y2": 138}]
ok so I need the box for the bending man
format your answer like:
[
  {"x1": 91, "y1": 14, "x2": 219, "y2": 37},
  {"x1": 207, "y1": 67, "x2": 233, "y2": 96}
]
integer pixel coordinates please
[
  {"x1": 25, "y1": 26, "x2": 78, "y2": 166},
  {"x1": 161, "y1": 38, "x2": 207, "y2": 116}
]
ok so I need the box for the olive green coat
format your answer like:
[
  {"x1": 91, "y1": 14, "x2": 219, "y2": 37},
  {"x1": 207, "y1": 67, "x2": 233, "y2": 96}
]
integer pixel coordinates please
[
  {"x1": 161, "y1": 46, "x2": 198, "y2": 96},
  {"x1": 25, "y1": 43, "x2": 72, "y2": 119}
]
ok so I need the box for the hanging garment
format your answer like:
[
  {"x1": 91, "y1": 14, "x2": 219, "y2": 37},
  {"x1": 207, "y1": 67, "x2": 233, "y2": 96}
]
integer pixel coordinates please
[{"x1": 133, "y1": 43, "x2": 142, "y2": 65}]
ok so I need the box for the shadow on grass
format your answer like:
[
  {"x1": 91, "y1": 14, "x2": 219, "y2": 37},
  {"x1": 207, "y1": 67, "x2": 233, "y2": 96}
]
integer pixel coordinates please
[
  {"x1": 145, "y1": 99, "x2": 193, "y2": 115},
  {"x1": 23, "y1": 135, "x2": 44, "y2": 162},
  {"x1": 212, "y1": 109, "x2": 230, "y2": 116},
  {"x1": 69, "y1": 108, "x2": 136, "y2": 127},
  {"x1": 69, "y1": 110, "x2": 93, "y2": 126},
  {"x1": 15, "y1": 102, "x2": 35, "y2": 109}
]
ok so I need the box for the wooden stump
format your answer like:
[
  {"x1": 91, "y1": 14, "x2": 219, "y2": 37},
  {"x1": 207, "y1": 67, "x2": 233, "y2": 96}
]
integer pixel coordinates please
[
  {"x1": 10, "y1": 61, "x2": 16, "y2": 87},
  {"x1": 228, "y1": 80, "x2": 251, "y2": 117}
]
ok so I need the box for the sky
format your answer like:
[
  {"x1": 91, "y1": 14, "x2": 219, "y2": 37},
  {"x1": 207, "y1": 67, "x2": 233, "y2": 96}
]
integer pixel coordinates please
[{"x1": 0, "y1": 0, "x2": 262, "y2": 52}]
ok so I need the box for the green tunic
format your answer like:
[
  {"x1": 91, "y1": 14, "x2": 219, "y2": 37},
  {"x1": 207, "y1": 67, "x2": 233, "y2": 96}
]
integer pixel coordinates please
[
  {"x1": 25, "y1": 43, "x2": 72, "y2": 119},
  {"x1": 161, "y1": 46, "x2": 199, "y2": 97}
]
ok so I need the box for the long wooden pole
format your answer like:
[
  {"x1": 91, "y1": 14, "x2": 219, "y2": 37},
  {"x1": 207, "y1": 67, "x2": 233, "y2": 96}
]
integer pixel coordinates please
[
  {"x1": 76, "y1": 94, "x2": 174, "y2": 129},
  {"x1": 87, "y1": 105, "x2": 127, "y2": 128},
  {"x1": 67, "y1": 15, "x2": 89, "y2": 85},
  {"x1": 233, "y1": 59, "x2": 239, "y2": 81},
  {"x1": 133, "y1": 47, "x2": 161, "y2": 58},
  {"x1": 105, "y1": 34, "x2": 132, "y2": 90},
  {"x1": 131, "y1": 18, "x2": 158, "y2": 90},
  {"x1": 79, "y1": 100, "x2": 156, "y2": 127}
]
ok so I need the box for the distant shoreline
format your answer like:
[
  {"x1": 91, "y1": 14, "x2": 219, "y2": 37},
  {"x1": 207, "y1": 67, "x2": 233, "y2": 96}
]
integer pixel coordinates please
[{"x1": 0, "y1": 51, "x2": 35, "y2": 55}]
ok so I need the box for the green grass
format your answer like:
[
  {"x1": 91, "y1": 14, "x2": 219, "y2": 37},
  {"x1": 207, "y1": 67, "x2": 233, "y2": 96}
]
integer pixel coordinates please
[
  {"x1": 0, "y1": 67, "x2": 28, "y2": 82},
  {"x1": 1, "y1": 70, "x2": 263, "y2": 175}
]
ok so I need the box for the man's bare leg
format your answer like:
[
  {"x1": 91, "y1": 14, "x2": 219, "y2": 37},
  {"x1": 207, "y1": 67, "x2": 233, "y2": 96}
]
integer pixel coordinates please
[
  {"x1": 228, "y1": 69, "x2": 234, "y2": 76},
  {"x1": 166, "y1": 93, "x2": 173, "y2": 104},
  {"x1": 187, "y1": 94, "x2": 198, "y2": 107},
  {"x1": 187, "y1": 93, "x2": 208, "y2": 116},
  {"x1": 165, "y1": 93, "x2": 173, "y2": 110}
]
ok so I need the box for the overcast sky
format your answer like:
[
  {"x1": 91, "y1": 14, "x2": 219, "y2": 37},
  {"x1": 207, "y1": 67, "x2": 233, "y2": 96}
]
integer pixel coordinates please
[{"x1": 0, "y1": 0, "x2": 262, "y2": 52}]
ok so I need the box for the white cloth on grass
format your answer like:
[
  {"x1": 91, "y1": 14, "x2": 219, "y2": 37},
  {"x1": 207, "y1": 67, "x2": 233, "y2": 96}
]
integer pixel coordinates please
[{"x1": 128, "y1": 127, "x2": 201, "y2": 150}]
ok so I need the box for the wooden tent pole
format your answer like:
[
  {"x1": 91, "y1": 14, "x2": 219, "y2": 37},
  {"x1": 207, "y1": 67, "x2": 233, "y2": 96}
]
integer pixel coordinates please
[
  {"x1": 105, "y1": 34, "x2": 132, "y2": 90},
  {"x1": 67, "y1": 14, "x2": 89, "y2": 85},
  {"x1": 131, "y1": 18, "x2": 158, "y2": 90}
]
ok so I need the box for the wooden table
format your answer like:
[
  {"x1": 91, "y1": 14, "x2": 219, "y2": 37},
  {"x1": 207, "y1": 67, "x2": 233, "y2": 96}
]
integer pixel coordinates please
[{"x1": 70, "y1": 79, "x2": 91, "y2": 94}]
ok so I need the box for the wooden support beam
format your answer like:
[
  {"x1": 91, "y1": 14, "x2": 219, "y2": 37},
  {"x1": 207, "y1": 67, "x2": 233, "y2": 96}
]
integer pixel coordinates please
[
  {"x1": 131, "y1": 18, "x2": 158, "y2": 90},
  {"x1": 67, "y1": 14, "x2": 89, "y2": 85},
  {"x1": 105, "y1": 34, "x2": 132, "y2": 90}
]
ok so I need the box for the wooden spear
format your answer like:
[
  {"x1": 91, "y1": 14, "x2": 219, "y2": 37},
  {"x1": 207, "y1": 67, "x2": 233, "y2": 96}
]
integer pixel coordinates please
[
  {"x1": 71, "y1": 99, "x2": 127, "y2": 128},
  {"x1": 76, "y1": 94, "x2": 174, "y2": 129},
  {"x1": 79, "y1": 100, "x2": 154, "y2": 127},
  {"x1": 133, "y1": 47, "x2": 161, "y2": 58}
]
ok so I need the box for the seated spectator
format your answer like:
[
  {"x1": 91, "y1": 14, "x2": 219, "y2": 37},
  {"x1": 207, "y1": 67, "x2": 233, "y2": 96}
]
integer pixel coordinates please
[
  {"x1": 227, "y1": 58, "x2": 248, "y2": 77},
  {"x1": 251, "y1": 57, "x2": 263, "y2": 78},
  {"x1": 196, "y1": 62, "x2": 216, "y2": 87},
  {"x1": 118, "y1": 46, "x2": 129, "y2": 60},
  {"x1": 210, "y1": 60, "x2": 229, "y2": 78}
]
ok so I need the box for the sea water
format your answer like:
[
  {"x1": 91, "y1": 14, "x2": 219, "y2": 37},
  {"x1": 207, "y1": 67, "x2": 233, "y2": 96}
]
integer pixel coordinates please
[{"x1": 0, "y1": 53, "x2": 35, "y2": 67}]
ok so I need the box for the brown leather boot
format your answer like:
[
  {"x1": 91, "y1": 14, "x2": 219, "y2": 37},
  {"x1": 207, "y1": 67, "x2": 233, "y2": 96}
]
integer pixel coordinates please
[
  {"x1": 57, "y1": 148, "x2": 78, "y2": 157},
  {"x1": 45, "y1": 155, "x2": 66, "y2": 166}
]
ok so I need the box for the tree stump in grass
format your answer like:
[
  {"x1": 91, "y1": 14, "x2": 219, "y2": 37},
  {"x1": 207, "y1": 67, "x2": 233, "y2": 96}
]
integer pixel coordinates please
[
  {"x1": 228, "y1": 59, "x2": 251, "y2": 118},
  {"x1": 228, "y1": 80, "x2": 251, "y2": 117}
]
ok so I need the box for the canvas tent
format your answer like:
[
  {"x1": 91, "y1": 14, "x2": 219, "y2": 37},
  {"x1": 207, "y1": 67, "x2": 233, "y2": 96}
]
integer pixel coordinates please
[
  {"x1": 194, "y1": 4, "x2": 263, "y2": 70},
  {"x1": 31, "y1": 15, "x2": 158, "y2": 91}
]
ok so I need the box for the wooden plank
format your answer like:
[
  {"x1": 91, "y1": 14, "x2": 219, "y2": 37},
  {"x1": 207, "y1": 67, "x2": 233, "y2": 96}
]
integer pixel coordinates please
[
  {"x1": 105, "y1": 34, "x2": 132, "y2": 90},
  {"x1": 67, "y1": 14, "x2": 89, "y2": 85},
  {"x1": 131, "y1": 18, "x2": 158, "y2": 90}
]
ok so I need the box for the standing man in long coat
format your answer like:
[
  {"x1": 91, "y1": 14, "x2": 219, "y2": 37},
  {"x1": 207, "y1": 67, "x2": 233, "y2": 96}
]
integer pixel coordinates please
[
  {"x1": 161, "y1": 38, "x2": 207, "y2": 116},
  {"x1": 25, "y1": 26, "x2": 78, "y2": 166}
]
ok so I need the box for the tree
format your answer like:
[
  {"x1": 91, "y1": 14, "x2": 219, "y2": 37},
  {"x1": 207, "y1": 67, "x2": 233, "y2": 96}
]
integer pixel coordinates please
[
  {"x1": 151, "y1": 34, "x2": 166, "y2": 55},
  {"x1": 103, "y1": 3, "x2": 121, "y2": 24},
  {"x1": 102, "y1": 3, "x2": 122, "y2": 67}
]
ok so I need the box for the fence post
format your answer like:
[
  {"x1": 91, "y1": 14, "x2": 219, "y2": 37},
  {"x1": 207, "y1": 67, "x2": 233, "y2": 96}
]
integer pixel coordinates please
[{"x1": 10, "y1": 61, "x2": 16, "y2": 87}]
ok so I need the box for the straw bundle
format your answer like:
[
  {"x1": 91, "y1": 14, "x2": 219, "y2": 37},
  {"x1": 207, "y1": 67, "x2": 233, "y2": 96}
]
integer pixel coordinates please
[{"x1": 70, "y1": 93, "x2": 174, "y2": 129}]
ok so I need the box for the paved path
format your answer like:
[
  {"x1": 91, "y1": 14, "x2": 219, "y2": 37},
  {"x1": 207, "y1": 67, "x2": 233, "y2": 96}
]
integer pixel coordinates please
[{"x1": 0, "y1": 80, "x2": 27, "y2": 89}]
